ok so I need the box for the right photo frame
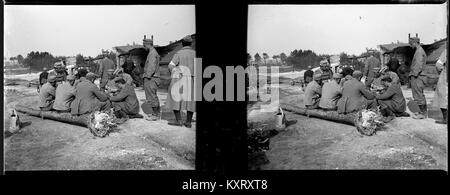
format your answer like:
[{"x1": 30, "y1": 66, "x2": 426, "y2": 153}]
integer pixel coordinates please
[{"x1": 247, "y1": 4, "x2": 448, "y2": 170}]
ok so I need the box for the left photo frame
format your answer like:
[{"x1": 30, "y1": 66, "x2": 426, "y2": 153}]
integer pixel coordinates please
[{"x1": 4, "y1": 5, "x2": 196, "y2": 170}]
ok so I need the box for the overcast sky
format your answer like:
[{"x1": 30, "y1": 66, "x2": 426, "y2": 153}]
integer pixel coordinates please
[
  {"x1": 248, "y1": 4, "x2": 447, "y2": 57},
  {"x1": 4, "y1": 5, "x2": 195, "y2": 58}
]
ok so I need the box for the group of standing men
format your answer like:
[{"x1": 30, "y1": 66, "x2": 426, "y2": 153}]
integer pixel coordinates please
[
  {"x1": 303, "y1": 38, "x2": 447, "y2": 124},
  {"x1": 38, "y1": 35, "x2": 197, "y2": 128}
]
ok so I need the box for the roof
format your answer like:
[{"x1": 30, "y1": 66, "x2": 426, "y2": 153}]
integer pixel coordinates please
[
  {"x1": 378, "y1": 42, "x2": 410, "y2": 52},
  {"x1": 380, "y1": 38, "x2": 447, "y2": 64},
  {"x1": 113, "y1": 34, "x2": 196, "y2": 65}
]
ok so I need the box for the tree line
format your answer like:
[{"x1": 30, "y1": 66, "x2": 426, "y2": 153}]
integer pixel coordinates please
[
  {"x1": 248, "y1": 49, "x2": 378, "y2": 71},
  {"x1": 10, "y1": 49, "x2": 117, "y2": 72}
]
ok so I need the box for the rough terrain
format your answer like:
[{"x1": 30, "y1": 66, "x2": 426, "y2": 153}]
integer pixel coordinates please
[
  {"x1": 248, "y1": 72, "x2": 447, "y2": 170},
  {"x1": 4, "y1": 74, "x2": 195, "y2": 170}
]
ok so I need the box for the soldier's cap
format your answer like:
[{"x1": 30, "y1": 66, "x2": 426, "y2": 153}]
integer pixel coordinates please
[
  {"x1": 182, "y1": 35, "x2": 193, "y2": 43},
  {"x1": 313, "y1": 73, "x2": 322, "y2": 81},
  {"x1": 352, "y1": 70, "x2": 363, "y2": 78},
  {"x1": 47, "y1": 75, "x2": 57, "y2": 82},
  {"x1": 66, "y1": 75, "x2": 76, "y2": 80},
  {"x1": 86, "y1": 72, "x2": 98, "y2": 79},
  {"x1": 333, "y1": 73, "x2": 342, "y2": 79}
]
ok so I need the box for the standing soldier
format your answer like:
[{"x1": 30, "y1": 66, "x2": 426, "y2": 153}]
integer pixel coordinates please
[
  {"x1": 98, "y1": 54, "x2": 116, "y2": 91},
  {"x1": 166, "y1": 35, "x2": 196, "y2": 127},
  {"x1": 142, "y1": 36, "x2": 161, "y2": 121},
  {"x1": 433, "y1": 48, "x2": 447, "y2": 124},
  {"x1": 363, "y1": 51, "x2": 381, "y2": 88},
  {"x1": 409, "y1": 37, "x2": 428, "y2": 119}
]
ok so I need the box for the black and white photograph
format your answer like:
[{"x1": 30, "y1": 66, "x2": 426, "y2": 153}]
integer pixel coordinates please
[
  {"x1": 4, "y1": 5, "x2": 196, "y2": 170},
  {"x1": 247, "y1": 4, "x2": 448, "y2": 170}
]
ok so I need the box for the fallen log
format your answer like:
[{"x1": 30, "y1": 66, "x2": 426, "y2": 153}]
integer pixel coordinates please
[
  {"x1": 15, "y1": 105, "x2": 89, "y2": 126},
  {"x1": 15, "y1": 105, "x2": 120, "y2": 137},
  {"x1": 280, "y1": 104, "x2": 384, "y2": 136}
]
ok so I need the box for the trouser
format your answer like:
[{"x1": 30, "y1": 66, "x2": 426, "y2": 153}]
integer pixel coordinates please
[
  {"x1": 173, "y1": 110, "x2": 194, "y2": 123},
  {"x1": 365, "y1": 77, "x2": 374, "y2": 88},
  {"x1": 144, "y1": 77, "x2": 160, "y2": 108},
  {"x1": 40, "y1": 101, "x2": 54, "y2": 111},
  {"x1": 97, "y1": 100, "x2": 112, "y2": 111},
  {"x1": 410, "y1": 76, "x2": 427, "y2": 106},
  {"x1": 378, "y1": 100, "x2": 403, "y2": 114},
  {"x1": 100, "y1": 77, "x2": 108, "y2": 91},
  {"x1": 366, "y1": 99, "x2": 378, "y2": 110}
]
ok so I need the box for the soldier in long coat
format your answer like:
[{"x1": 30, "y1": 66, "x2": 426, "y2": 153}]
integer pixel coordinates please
[
  {"x1": 109, "y1": 78, "x2": 140, "y2": 116},
  {"x1": 433, "y1": 49, "x2": 447, "y2": 124},
  {"x1": 71, "y1": 73, "x2": 111, "y2": 115},
  {"x1": 166, "y1": 35, "x2": 196, "y2": 127},
  {"x1": 409, "y1": 37, "x2": 428, "y2": 119},
  {"x1": 337, "y1": 71, "x2": 377, "y2": 114}
]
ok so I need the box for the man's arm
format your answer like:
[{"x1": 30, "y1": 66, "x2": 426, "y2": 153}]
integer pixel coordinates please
[
  {"x1": 376, "y1": 85, "x2": 395, "y2": 100},
  {"x1": 359, "y1": 84, "x2": 375, "y2": 100},
  {"x1": 110, "y1": 88, "x2": 129, "y2": 102},
  {"x1": 92, "y1": 86, "x2": 109, "y2": 102}
]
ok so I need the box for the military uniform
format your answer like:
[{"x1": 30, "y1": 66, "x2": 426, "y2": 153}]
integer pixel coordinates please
[
  {"x1": 315, "y1": 68, "x2": 333, "y2": 81},
  {"x1": 409, "y1": 44, "x2": 428, "y2": 117},
  {"x1": 433, "y1": 49, "x2": 447, "y2": 124},
  {"x1": 143, "y1": 47, "x2": 161, "y2": 113},
  {"x1": 98, "y1": 57, "x2": 116, "y2": 90},
  {"x1": 39, "y1": 82, "x2": 56, "y2": 111},
  {"x1": 376, "y1": 83, "x2": 406, "y2": 114},
  {"x1": 319, "y1": 79, "x2": 342, "y2": 110},
  {"x1": 304, "y1": 80, "x2": 322, "y2": 109},
  {"x1": 166, "y1": 46, "x2": 196, "y2": 112},
  {"x1": 53, "y1": 81, "x2": 76, "y2": 112},
  {"x1": 110, "y1": 84, "x2": 140, "y2": 115},
  {"x1": 363, "y1": 55, "x2": 381, "y2": 88},
  {"x1": 337, "y1": 77, "x2": 377, "y2": 114},
  {"x1": 71, "y1": 79, "x2": 111, "y2": 115}
]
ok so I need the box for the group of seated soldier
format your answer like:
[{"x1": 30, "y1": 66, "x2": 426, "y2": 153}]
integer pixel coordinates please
[
  {"x1": 303, "y1": 65, "x2": 410, "y2": 123},
  {"x1": 38, "y1": 67, "x2": 140, "y2": 119}
]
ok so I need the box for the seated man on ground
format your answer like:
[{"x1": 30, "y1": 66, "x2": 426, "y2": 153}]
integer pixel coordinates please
[
  {"x1": 71, "y1": 72, "x2": 111, "y2": 116},
  {"x1": 109, "y1": 78, "x2": 140, "y2": 118},
  {"x1": 337, "y1": 70, "x2": 377, "y2": 114},
  {"x1": 319, "y1": 73, "x2": 342, "y2": 111},
  {"x1": 375, "y1": 77, "x2": 410, "y2": 122},
  {"x1": 74, "y1": 68, "x2": 88, "y2": 87},
  {"x1": 304, "y1": 73, "x2": 323, "y2": 109},
  {"x1": 105, "y1": 69, "x2": 120, "y2": 95},
  {"x1": 114, "y1": 68, "x2": 134, "y2": 86},
  {"x1": 53, "y1": 75, "x2": 76, "y2": 113},
  {"x1": 39, "y1": 75, "x2": 57, "y2": 111}
]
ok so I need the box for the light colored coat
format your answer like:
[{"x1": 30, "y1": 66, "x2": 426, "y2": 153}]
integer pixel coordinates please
[
  {"x1": 166, "y1": 46, "x2": 196, "y2": 112},
  {"x1": 304, "y1": 80, "x2": 322, "y2": 106},
  {"x1": 143, "y1": 48, "x2": 160, "y2": 78},
  {"x1": 433, "y1": 49, "x2": 447, "y2": 109},
  {"x1": 319, "y1": 80, "x2": 342, "y2": 109},
  {"x1": 39, "y1": 82, "x2": 56, "y2": 108},
  {"x1": 53, "y1": 82, "x2": 76, "y2": 111}
]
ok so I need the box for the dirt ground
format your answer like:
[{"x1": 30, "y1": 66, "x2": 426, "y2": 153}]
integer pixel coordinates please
[
  {"x1": 248, "y1": 75, "x2": 448, "y2": 170},
  {"x1": 4, "y1": 77, "x2": 195, "y2": 170}
]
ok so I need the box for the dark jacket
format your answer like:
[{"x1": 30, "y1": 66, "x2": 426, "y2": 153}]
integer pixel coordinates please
[
  {"x1": 110, "y1": 84, "x2": 139, "y2": 115},
  {"x1": 337, "y1": 77, "x2": 375, "y2": 114}
]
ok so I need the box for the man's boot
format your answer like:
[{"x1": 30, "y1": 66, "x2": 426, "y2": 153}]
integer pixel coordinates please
[
  {"x1": 168, "y1": 110, "x2": 183, "y2": 126},
  {"x1": 146, "y1": 106, "x2": 160, "y2": 121},
  {"x1": 435, "y1": 108, "x2": 447, "y2": 124},
  {"x1": 381, "y1": 108, "x2": 394, "y2": 123},
  {"x1": 412, "y1": 105, "x2": 426, "y2": 119},
  {"x1": 184, "y1": 111, "x2": 193, "y2": 128}
]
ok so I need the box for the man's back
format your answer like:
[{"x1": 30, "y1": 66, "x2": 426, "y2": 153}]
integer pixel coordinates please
[
  {"x1": 304, "y1": 80, "x2": 321, "y2": 106},
  {"x1": 319, "y1": 80, "x2": 341, "y2": 109},
  {"x1": 338, "y1": 78, "x2": 374, "y2": 113},
  {"x1": 53, "y1": 82, "x2": 76, "y2": 111}
]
